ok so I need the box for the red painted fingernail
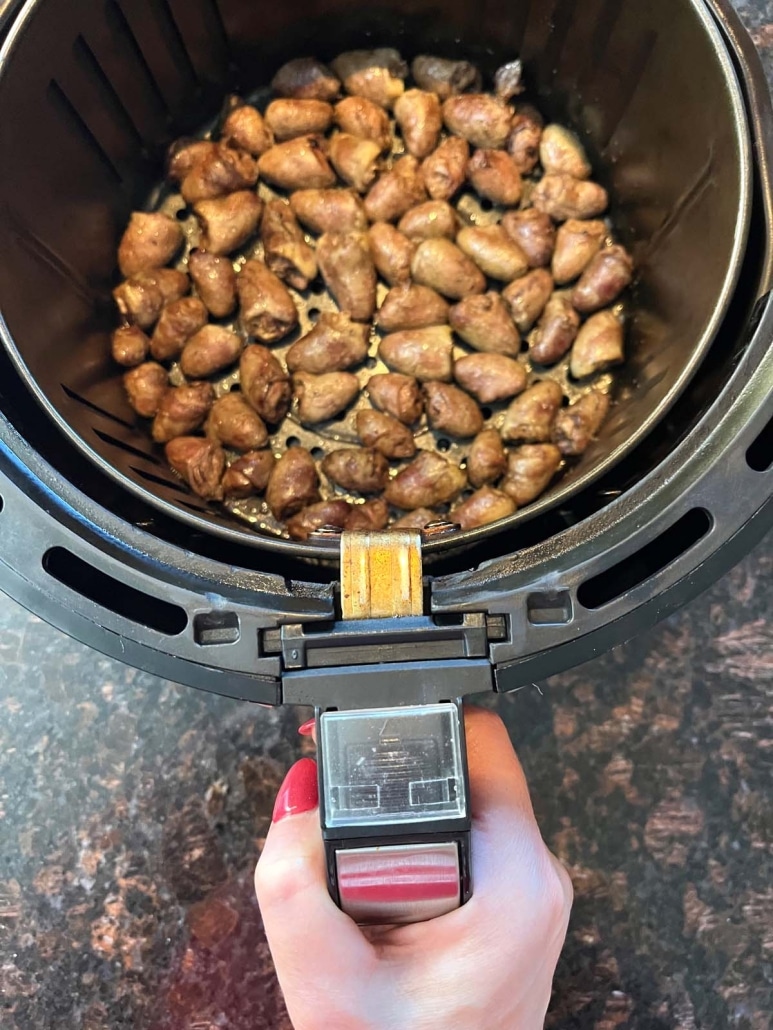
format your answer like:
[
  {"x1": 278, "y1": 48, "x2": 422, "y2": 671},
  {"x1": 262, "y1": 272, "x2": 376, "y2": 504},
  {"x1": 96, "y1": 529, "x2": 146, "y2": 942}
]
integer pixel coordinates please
[
  {"x1": 298, "y1": 718, "x2": 315, "y2": 737},
  {"x1": 272, "y1": 758, "x2": 319, "y2": 822}
]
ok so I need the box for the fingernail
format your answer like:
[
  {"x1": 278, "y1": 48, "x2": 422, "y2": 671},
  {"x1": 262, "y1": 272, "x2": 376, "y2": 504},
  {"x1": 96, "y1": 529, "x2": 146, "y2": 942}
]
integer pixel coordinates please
[
  {"x1": 298, "y1": 718, "x2": 315, "y2": 737},
  {"x1": 272, "y1": 758, "x2": 319, "y2": 822}
]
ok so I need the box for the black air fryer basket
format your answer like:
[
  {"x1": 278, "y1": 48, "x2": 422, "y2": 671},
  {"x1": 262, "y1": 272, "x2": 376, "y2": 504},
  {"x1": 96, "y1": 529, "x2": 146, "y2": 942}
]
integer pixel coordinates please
[{"x1": 0, "y1": 0, "x2": 771, "y2": 919}]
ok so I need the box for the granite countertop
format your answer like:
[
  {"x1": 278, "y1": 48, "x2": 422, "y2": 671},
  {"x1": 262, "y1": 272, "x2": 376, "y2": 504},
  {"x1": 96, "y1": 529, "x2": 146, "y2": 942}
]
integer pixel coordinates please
[{"x1": 2, "y1": 4, "x2": 773, "y2": 1028}]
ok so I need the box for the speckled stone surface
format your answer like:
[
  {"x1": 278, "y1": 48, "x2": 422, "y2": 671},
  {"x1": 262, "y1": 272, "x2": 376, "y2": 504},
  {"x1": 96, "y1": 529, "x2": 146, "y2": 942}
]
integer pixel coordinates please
[{"x1": 2, "y1": 5, "x2": 773, "y2": 1029}]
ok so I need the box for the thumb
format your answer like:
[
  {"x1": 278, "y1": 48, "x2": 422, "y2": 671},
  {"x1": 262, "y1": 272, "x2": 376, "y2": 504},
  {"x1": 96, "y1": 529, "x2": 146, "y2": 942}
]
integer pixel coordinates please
[{"x1": 255, "y1": 758, "x2": 375, "y2": 1012}]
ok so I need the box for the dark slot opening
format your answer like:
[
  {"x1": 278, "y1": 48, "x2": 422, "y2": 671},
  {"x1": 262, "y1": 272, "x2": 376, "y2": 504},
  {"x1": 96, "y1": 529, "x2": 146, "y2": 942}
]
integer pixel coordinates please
[
  {"x1": 132, "y1": 465, "x2": 190, "y2": 495},
  {"x1": 62, "y1": 384, "x2": 135, "y2": 429},
  {"x1": 0, "y1": 494, "x2": 4, "y2": 514},
  {"x1": 577, "y1": 508, "x2": 712, "y2": 610},
  {"x1": 73, "y1": 34, "x2": 144, "y2": 148},
  {"x1": 47, "y1": 80, "x2": 124, "y2": 185},
  {"x1": 93, "y1": 428, "x2": 162, "y2": 465},
  {"x1": 193, "y1": 611, "x2": 240, "y2": 645},
  {"x1": 527, "y1": 591, "x2": 573, "y2": 625},
  {"x1": 43, "y1": 547, "x2": 187, "y2": 635},
  {"x1": 746, "y1": 413, "x2": 773, "y2": 473}
]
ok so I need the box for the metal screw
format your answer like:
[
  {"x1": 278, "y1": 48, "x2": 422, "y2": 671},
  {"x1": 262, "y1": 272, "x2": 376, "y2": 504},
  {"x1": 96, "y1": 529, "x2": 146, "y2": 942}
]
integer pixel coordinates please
[{"x1": 421, "y1": 519, "x2": 461, "y2": 539}]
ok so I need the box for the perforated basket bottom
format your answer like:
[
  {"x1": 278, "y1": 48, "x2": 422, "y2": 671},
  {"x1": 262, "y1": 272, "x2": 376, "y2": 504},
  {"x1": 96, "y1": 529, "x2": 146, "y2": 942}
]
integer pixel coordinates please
[{"x1": 146, "y1": 92, "x2": 624, "y2": 539}]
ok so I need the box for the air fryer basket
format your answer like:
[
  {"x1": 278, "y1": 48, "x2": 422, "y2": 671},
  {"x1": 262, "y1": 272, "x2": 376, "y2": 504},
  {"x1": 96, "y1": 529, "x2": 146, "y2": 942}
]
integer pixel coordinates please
[
  {"x1": 0, "y1": 0, "x2": 771, "y2": 704},
  {"x1": 0, "y1": 0, "x2": 754, "y2": 557}
]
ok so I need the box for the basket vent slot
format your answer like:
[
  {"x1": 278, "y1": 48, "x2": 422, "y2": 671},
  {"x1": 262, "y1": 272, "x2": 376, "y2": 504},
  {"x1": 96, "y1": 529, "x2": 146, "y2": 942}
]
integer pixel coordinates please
[
  {"x1": 43, "y1": 547, "x2": 187, "y2": 634},
  {"x1": 527, "y1": 591, "x2": 573, "y2": 625},
  {"x1": 193, "y1": 611, "x2": 240, "y2": 645},
  {"x1": 93, "y1": 428, "x2": 162, "y2": 464},
  {"x1": 746, "y1": 414, "x2": 773, "y2": 473},
  {"x1": 577, "y1": 508, "x2": 712, "y2": 610}
]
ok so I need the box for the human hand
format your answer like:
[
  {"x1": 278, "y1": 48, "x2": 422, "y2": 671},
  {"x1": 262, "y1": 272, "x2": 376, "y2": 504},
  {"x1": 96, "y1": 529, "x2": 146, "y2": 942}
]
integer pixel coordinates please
[{"x1": 255, "y1": 706, "x2": 572, "y2": 1030}]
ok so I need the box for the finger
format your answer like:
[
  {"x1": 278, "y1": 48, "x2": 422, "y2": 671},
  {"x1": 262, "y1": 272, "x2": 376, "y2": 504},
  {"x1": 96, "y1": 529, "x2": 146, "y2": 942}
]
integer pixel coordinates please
[
  {"x1": 463, "y1": 704, "x2": 536, "y2": 824},
  {"x1": 254, "y1": 759, "x2": 376, "y2": 1013}
]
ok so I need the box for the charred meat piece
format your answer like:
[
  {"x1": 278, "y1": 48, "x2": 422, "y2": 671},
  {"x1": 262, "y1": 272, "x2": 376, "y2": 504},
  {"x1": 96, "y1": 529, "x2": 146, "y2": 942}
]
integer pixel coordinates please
[
  {"x1": 180, "y1": 143, "x2": 258, "y2": 205},
  {"x1": 240, "y1": 344, "x2": 292, "y2": 424},
  {"x1": 221, "y1": 450, "x2": 276, "y2": 499},
  {"x1": 180, "y1": 325, "x2": 243, "y2": 379},
  {"x1": 501, "y1": 444, "x2": 562, "y2": 506},
  {"x1": 424, "y1": 382, "x2": 484, "y2": 439},
  {"x1": 206, "y1": 392, "x2": 269, "y2": 452},
  {"x1": 411, "y1": 238, "x2": 486, "y2": 300},
  {"x1": 322, "y1": 447, "x2": 389, "y2": 493},
  {"x1": 335, "y1": 96, "x2": 392, "y2": 152},
  {"x1": 142, "y1": 268, "x2": 189, "y2": 304},
  {"x1": 114, "y1": 269, "x2": 189, "y2": 329},
  {"x1": 266, "y1": 447, "x2": 321, "y2": 520},
  {"x1": 456, "y1": 225, "x2": 528, "y2": 282},
  {"x1": 114, "y1": 279, "x2": 168, "y2": 330},
  {"x1": 112, "y1": 326, "x2": 150, "y2": 367},
  {"x1": 364, "y1": 156, "x2": 428, "y2": 223},
  {"x1": 166, "y1": 437, "x2": 225, "y2": 501},
  {"x1": 443, "y1": 94, "x2": 512, "y2": 150},
  {"x1": 237, "y1": 260, "x2": 299, "y2": 343},
  {"x1": 394, "y1": 89, "x2": 443, "y2": 159},
  {"x1": 411, "y1": 56, "x2": 481, "y2": 100},
  {"x1": 221, "y1": 100, "x2": 274, "y2": 156},
  {"x1": 261, "y1": 199, "x2": 317, "y2": 290},
  {"x1": 287, "y1": 500, "x2": 353, "y2": 540},
  {"x1": 188, "y1": 250, "x2": 237, "y2": 319},
  {"x1": 553, "y1": 390, "x2": 610, "y2": 455},
  {"x1": 356, "y1": 409, "x2": 416, "y2": 459},
  {"x1": 503, "y1": 268, "x2": 554, "y2": 334},
  {"x1": 528, "y1": 292, "x2": 580, "y2": 366},
  {"x1": 367, "y1": 372, "x2": 424, "y2": 424},
  {"x1": 467, "y1": 149, "x2": 523, "y2": 206},
  {"x1": 501, "y1": 380, "x2": 563, "y2": 444},
  {"x1": 368, "y1": 223, "x2": 417, "y2": 285},
  {"x1": 152, "y1": 382, "x2": 213, "y2": 443},
  {"x1": 540, "y1": 125, "x2": 591, "y2": 180},
  {"x1": 572, "y1": 245, "x2": 634, "y2": 313},
  {"x1": 467, "y1": 428, "x2": 507, "y2": 488},
  {"x1": 501, "y1": 209, "x2": 556, "y2": 269},
  {"x1": 118, "y1": 212, "x2": 183, "y2": 279},
  {"x1": 293, "y1": 371, "x2": 360, "y2": 423},
  {"x1": 150, "y1": 297, "x2": 208, "y2": 362},
  {"x1": 449, "y1": 292, "x2": 521, "y2": 356},
  {"x1": 570, "y1": 310, "x2": 625, "y2": 379},
  {"x1": 265, "y1": 98, "x2": 334, "y2": 141},
  {"x1": 507, "y1": 105, "x2": 544, "y2": 175},
  {"x1": 454, "y1": 353, "x2": 527, "y2": 404},
  {"x1": 286, "y1": 312, "x2": 370, "y2": 374},
  {"x1": 398, "y1": 200, "x2": 458, "y2": 242},
  {"x1": 317, "y1": 232, "x2": 377, "y2": 322},
  {"x1": 331, "y1": 48, "x2": 408, "y2": 108},
  {"x1": 451, "y1": 486, "x2": 515, "y2": 529},
  {"x1": 393, "y1": 507, "x2": 439, "y2": 529},
  {"x1": 379, "y1": 326, "x2": 454, "y2": 382},
  {"x1": 494, "y1": 60, "x2": 524, "y2": 101},
  {"x1": 290, "y1": 188, "x2": 368, "y2": 234},
  {"x1": 552, "y1": 219, "x2": 607, "y2": 285},
  {"x1": 123, "y1": 362, "x2": 168, "y2": 419},
  {"x1": 328, "y1": 133, "x2": 383, "y2": 193},
  {"x1": 344, "y1": 498, "x2": 390, "y2": 531},
  {"x1": 167, "y1": 139, "x2": 218, "y2": 184},
  {"x1": 194, "y1": 191, "x2": 263, "y2": 255},
  {"x1": 412, "y1": 55, "x2": 478, "y2": 99},
  {"x1": 377, "y1": 283, "x2": 449, "y2": 333},
  {"x1": 421, "y1": 136, "x2": 470, "y2": 202},
  {"x1": 385, "y1": 450, "x2": 467, "y2": 510},
  {"x1": 532, "y1": 174, "x2": 608, "y2": 221},
  {"x1": 271, "y1": 58, "x2": 341, "y2": 102},
  {"x1": 258, "y1": 135, "x2": 337, "y2": 191}
]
